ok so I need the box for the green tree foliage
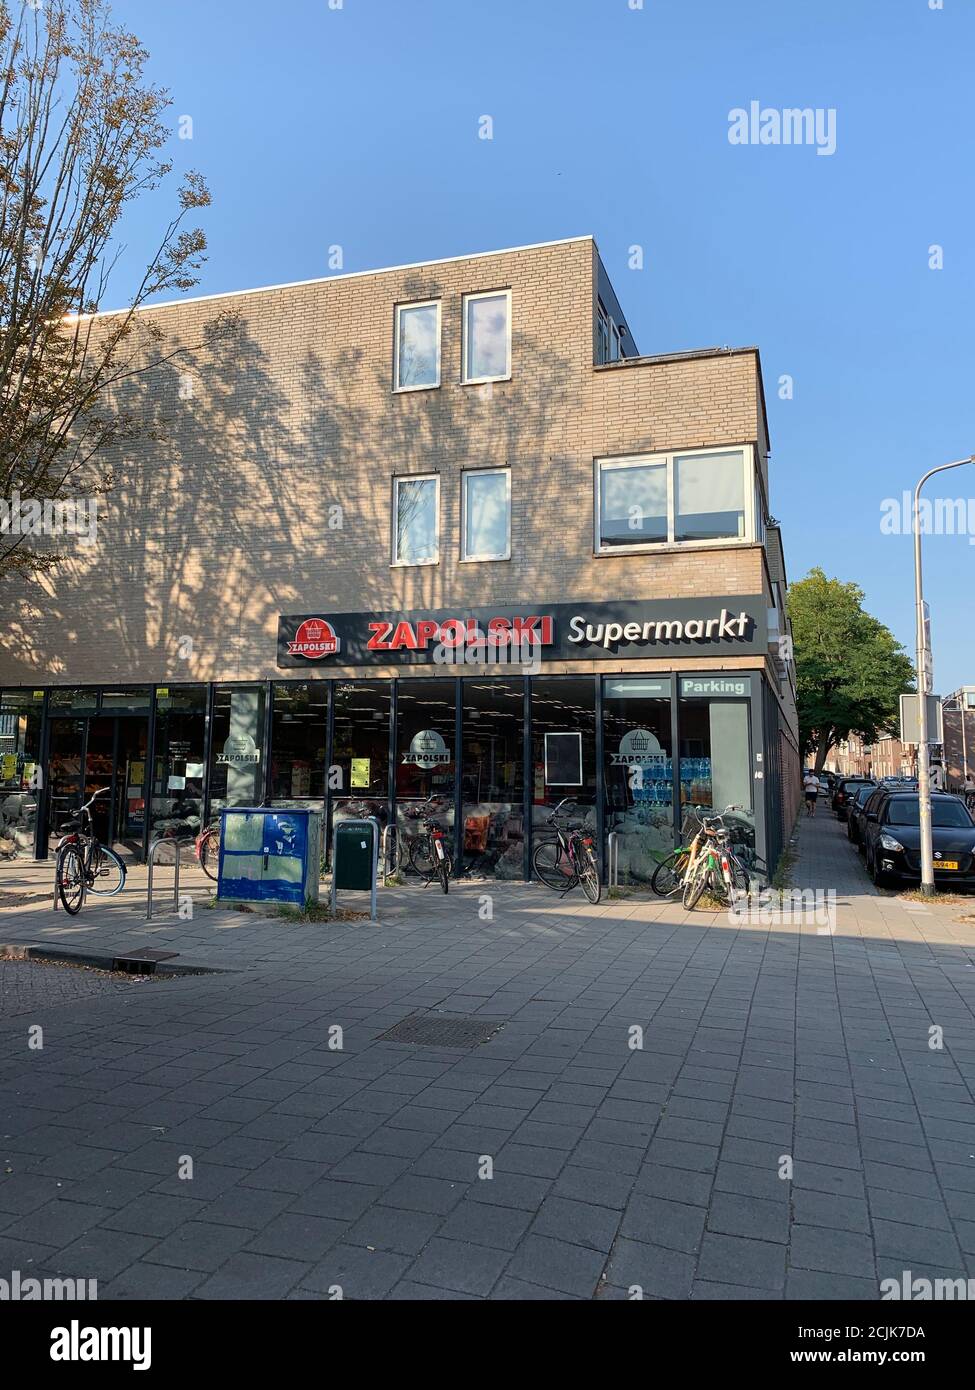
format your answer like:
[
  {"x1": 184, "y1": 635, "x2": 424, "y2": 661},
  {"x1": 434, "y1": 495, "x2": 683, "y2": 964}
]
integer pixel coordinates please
[{"x1": 787, "y1": 568, "x2": 915, "y2": 771}]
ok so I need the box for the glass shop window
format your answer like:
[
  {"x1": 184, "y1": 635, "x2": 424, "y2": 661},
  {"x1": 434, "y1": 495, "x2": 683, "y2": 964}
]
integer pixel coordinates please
[{"x1": 602, "y1": 676, "x2": 674, "y2": 885}]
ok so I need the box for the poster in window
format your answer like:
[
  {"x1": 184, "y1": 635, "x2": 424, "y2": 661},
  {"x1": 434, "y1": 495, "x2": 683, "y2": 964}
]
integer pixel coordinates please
[
  {"x1": 544, "y1": 732, "x2": 582, "y2": 787},
  {"x1": 351, "y1": 758, "x2": 371, "y2": 789}
]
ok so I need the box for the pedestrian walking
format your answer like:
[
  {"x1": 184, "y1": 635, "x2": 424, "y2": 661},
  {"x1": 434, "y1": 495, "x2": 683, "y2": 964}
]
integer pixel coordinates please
[{"x1": 803, "y1": 770, "x2": 820, "y2": 817}]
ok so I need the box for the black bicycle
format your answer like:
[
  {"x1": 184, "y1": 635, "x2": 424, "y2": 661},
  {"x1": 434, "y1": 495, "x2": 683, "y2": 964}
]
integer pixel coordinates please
[
  {"x1": 532, "y1": 797, "x2": 600, "y2": 904},
  {"x1": 55, "y1": 787, "x2": 127, "y2": 915},
  {"x1": 405, "y1": 794, "x2": 452, "y2": 894}
]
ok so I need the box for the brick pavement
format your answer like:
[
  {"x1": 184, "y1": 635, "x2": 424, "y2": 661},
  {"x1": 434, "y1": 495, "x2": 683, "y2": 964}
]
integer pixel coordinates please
[{"x1": 0, "y1": 813, "x2": 973, "y2": 1300}]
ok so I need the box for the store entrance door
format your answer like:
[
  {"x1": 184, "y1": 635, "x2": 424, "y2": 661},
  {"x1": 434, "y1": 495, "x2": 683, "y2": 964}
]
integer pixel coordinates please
[{"x1": 45, "y1": 716, "x2": 149, "y2": 860}]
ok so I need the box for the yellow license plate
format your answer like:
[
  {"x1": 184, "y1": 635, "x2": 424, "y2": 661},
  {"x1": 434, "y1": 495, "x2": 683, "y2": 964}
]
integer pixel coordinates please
[{"x1": 934, "y1": 861, "x2": 959, "y2": 870}]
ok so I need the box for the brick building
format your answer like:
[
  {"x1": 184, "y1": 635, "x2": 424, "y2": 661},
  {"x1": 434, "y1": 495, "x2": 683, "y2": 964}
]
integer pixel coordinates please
[{"x1": 0, "y1": 235, "x2": 799, "y2": 880}]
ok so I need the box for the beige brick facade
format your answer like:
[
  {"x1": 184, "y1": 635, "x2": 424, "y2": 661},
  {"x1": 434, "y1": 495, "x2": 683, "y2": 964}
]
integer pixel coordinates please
[{"x1": 1, "y1": 236, "x2": 775, "y2": 688}]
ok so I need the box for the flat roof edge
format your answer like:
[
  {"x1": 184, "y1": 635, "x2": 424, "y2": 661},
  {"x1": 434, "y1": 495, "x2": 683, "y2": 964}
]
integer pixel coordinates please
[
  {"x1": 594, "y1": 346, "x2": 760, "y2": 369},
  {"x1": 69, "y1": 234, "x2": 596, "y2": 322}
]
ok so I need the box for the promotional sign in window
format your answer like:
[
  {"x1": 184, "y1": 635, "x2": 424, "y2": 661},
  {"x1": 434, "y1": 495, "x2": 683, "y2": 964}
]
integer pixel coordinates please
[{"x1": 544, "y1": 732, "x2": 583, "y2": 787}]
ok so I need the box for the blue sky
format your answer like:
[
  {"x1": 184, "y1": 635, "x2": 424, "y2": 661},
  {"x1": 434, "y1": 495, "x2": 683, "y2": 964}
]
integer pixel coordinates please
[{"x1": 116, "y1": 0, "x2": 974, "y2": 693}]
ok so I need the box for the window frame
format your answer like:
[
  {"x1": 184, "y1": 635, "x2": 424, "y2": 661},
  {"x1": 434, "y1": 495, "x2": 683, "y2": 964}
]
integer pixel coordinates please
[
  {"x1": 393, "y1": 299, "x2": 442, "y2": 394},
  {"x1": 461, "y1": 288, "x2": 512, "y2": 385},
  {"x1": 594, "y1": 444, "x2": 756, "y2": 555},
  {"x1": 391, "y1": 472, "x2": 440, "y2": 568},
  {"x1": 460, "y1": 466, "x2": 511, "y2": 562}
]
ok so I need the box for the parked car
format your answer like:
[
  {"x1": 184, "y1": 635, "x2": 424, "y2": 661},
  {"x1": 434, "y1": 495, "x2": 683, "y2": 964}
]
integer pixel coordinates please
[
  {"x1": 861, "y1": 792, "x2": 975, "y2": 889},
  {"x1": 832, "y1": 777, "x2": 874, "y2": 821},
  {"x1": 847, "y1": 783, "x2": 880, "y2": 846}
]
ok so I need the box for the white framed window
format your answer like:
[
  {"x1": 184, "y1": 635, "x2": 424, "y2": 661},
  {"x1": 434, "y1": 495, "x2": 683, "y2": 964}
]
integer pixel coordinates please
[
  {"x1": 392, "y1": 474, "x2": 439, "y2": 566},
  {"x1": 394, "y1": 300, "x2": 441, "y2": 391},
  {"x1": 461, "y1": 467, "x2": 511, "y2": 561},
  {"x1": 462, "y1": 289, "x2": 511, "y2": 383},
  {"x1": 595, "y1": 446, "x2": 754, "y2": 553}
]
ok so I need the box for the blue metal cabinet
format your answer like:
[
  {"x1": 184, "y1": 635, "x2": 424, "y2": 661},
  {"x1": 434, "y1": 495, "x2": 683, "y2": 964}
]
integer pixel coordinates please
[{"x1": 217, "y1": 807, "x2": 321, "y2": 906}]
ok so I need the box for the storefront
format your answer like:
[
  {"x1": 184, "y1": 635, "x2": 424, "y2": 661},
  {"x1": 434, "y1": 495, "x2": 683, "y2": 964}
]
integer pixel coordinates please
[{"x1": 6, "y1": 594, "x2": 784, "y2": 883}]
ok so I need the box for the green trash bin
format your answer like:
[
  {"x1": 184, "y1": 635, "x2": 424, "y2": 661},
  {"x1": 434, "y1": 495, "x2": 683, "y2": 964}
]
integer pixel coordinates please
[{"x1": 331, "y1": 817, "x2": 379, "y2": 917}]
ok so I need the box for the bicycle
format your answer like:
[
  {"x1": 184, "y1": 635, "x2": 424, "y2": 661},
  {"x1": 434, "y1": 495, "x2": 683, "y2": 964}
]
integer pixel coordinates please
[
  {"x1": 532, "y1": 797, "x2": 601, "y2": 905},
  {"x1": 195, "y1": 817, "x2": 221, "y2": 881},
  {"x1": 680, "y1": 813, "x2": 750, "y2": 910},
  {"x1": 650, "y1": 805, "x2": 746, "y2": 900},
  {"x1": 54, "y1": 788, "x2": 127, "y2": 915},
  {"x1": 404, "y1": 794, "x2": 452, "y2": 893}
]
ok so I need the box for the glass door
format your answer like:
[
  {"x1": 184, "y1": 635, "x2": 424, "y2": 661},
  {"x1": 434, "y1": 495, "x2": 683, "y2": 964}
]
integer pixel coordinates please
[
  {"x1": 82, "y1": 718, "x2": 116, "y2": 849},
  {"x1": 114, "y1": 718, "x2": 149, "y2": 857},
  {"x1": 47, "y1": 718, "x2": 86, "y2": 841}
]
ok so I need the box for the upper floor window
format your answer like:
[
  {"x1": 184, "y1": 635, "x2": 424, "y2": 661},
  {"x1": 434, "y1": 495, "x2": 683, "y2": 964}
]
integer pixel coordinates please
[
  {"x1": 462, "y1": 467, "x2": 511, "y2": 561},
  {"x1": 595, "y1": 446, "x2": 753, "y2": 553},
  {"x1": 395, "y1": 300, "x2": 440, "y2": 391},
  {"x1": 596, "y1": 299, "x2": 621, "y2": 364},
  {"x1": 463, "y1": 289, "x2": 511, "y2": 383},
  {"x1": 393, "y1": 474, "x2": 439, "y2": 565}
]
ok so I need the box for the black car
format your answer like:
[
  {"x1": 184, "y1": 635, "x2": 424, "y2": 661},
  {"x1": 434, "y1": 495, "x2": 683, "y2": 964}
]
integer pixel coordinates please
[
  {"x1": 833, "y1": 777, "x2": 874, "y2": 821},
  {"x1": 861, "y1": 792, "x2": 975, "y2": 889},
  {"x1": 847, "y1": 783, "x2": 880, "y2": 846}
]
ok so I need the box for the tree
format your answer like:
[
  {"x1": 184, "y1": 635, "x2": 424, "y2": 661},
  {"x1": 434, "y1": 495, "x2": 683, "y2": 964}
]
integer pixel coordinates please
[
  {"x1": 0, "y1": 0, "x2": 221, "y2": 581},
  {"x1": 787, "y1": 567, "x2": 915, "y2": 774}
]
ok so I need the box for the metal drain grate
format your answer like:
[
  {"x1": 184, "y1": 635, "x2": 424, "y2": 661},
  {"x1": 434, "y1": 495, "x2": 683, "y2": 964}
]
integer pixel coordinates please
[{"x1": 376, "y1": 1013, "x2": 504, "y2": 1048}]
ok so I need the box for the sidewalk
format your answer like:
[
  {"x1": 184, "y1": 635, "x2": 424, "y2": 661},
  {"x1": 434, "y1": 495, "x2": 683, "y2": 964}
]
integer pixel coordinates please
[{"x1": 1, "y1": 814, "x2": 973, "y2": 1300}]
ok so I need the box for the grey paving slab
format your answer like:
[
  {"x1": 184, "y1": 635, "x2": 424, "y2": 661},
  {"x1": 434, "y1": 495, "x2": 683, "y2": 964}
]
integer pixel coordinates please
[{"x1": 2, "y1": 809, "x2": 974, "y2": 1299}]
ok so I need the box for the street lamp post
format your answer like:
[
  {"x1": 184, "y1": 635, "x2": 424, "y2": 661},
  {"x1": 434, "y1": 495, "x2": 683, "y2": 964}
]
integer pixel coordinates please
[{"x1": 913, "y1": 456, "x2": 975, "y2": 895}]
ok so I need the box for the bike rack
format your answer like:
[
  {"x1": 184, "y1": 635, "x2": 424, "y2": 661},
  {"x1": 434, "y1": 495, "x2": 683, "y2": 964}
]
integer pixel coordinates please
[
  {"x1": 146, "y1": 835, "x2": 196, "y2": 921},
  {"x1": 607, "y1": 832, "x2": 619, "y2": 890},
  {"x1": 381, "y1": 824, "x2": 397, "y2": 885}
]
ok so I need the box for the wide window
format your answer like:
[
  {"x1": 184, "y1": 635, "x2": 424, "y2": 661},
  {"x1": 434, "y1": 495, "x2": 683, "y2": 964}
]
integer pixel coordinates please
[
  {"x1": 150, "y1": 685, "x2": 207, "y2": 838},
  {"x1": 331, "y1": 681, "x2": 391, "y2": 829},
  {"x1": 678, "y1": 686, "x2": 755, "y2": 866},
  {"x1": 0, "y1": 690, "x2": 43, "y2": 859},
  {"x1": 270, "y1": 683, "x2": 328, "y2": 802},
  {"x1": 598, "y1": 458, "x2": 667, "y2": 547},
  {"x1": 208, "y1": 685, "x2": 266, "y2": 812},
  {"x1": 393, "y1": 474, "x2": 439, "y2": 565},
  {"x1": 531, "y1": 677, "x2": 597, "y2": 848},
  {"x1": 602, "y1": 676, "x2": 674, "y2": 883},
  {"x1": 595, "y1": 447, "x2": 752, "y2": 552},
  {"x1": 462, "y1": 468, "x2": 510, "y2": 561},
  {"x1": 394, "y1": 300, "x2": 440, "y2": 391},
  {"x1": 674, "y1": 451, "x2": 746, "y2": 542},
  {"x1": 461, "y1": 678, "x2": 524, "y2": 877},
  {"x1": 463, "y1": 290, "x2": 511, "y2": 383},
  {"x1": 395, "y1": 678, "x2": 456, "y2": 872}
]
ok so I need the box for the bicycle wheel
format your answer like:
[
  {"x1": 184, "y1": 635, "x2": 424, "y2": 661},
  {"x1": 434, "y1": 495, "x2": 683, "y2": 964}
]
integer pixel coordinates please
[
  {"x1": 532, "y1": 839, "x2": 574, "y2": 890},
  {"x1": 198, "y1": 828, "x2": 220, "y2": 882},
  {"x1": 578, "y1": 844, "x2": 601, "y2": 904},
  {"x1": 651, "y1": 849, "x2": 688, "y2": 897},
  {"x1": 87, "y1": 844, "x2": 126, "y2": 896},
  {"x1": 56, "y1": 844, "x2": 86, "y2": 915},
  {"x1": 437, "y1": 854, "x2": 450, "y2": 894},
  {"x1": 409, "y1": 836, "x2": 437, "y2": 881},
  {"x1": 682, "y1": 862, "x2": 708, "y2": 910}
]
